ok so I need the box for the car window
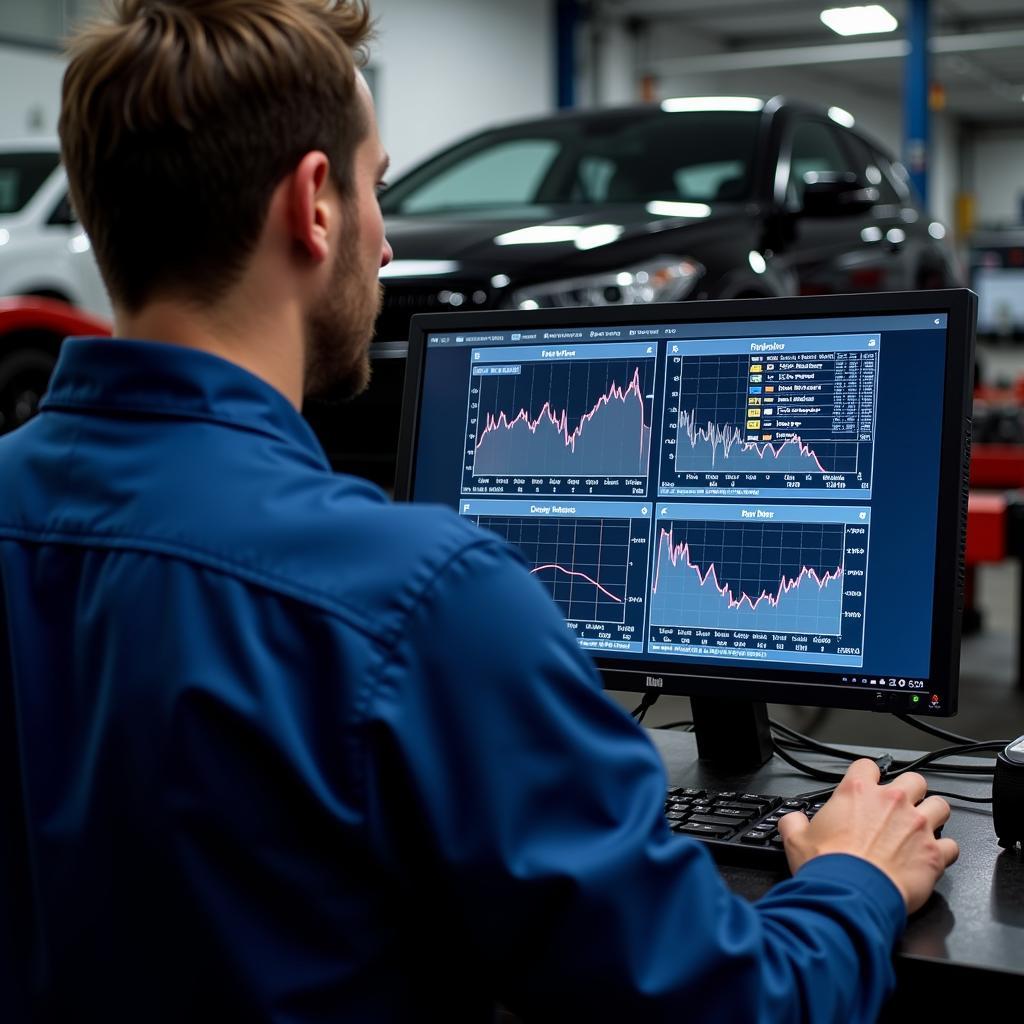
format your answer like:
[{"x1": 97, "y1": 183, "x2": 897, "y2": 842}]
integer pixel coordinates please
[
  {"x1": 0, "y1": 152, "x2": 61, "y2": 214},
  {"x1": 398, "y1": 139, "x2": 560, "y2": 213},
  {"x1": 842, "y1": 133, "x2": 901, "y2": 204},
  {"x1": 786, "y1": 121, "x2": 857, "y2": 205},
  {"x1": 877, "y1": 152, "x2": 912, "y2": 200},
  {"x1": 47, "y1": 192, "x2": 78, "y2": 227},
  {"x1": 572, "y1": 156, "x2": 617, "y2": 202},
  {"x1": 674, "y1": 160, "x2": 747, "y2": 201},
  {"x1": 382, "y1": 111, "x2": 761, "y2": 214}
]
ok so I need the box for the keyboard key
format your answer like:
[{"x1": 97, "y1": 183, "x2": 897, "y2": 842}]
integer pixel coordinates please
[
  {"x1": 741, "y1": 830, "x2": 772, "y2": 844},
  {"x1": 707, "y1": 806, "x2": 755, "y2": 820},
  {"x1": 740, "y1": 793, "x2": 782, "y2": 811},
  {"x1": 715, "y1": 801, "x2": 764, "y2": 815},
  {"x1": 675, "y1": 821, "x2": 734, "y2": 839},
  {"x1": 668, "y1": 787, "x2": 706, "y2": 799},
  {"x1": 688, "y1": 813, "x2": 744, "y2": 829}
]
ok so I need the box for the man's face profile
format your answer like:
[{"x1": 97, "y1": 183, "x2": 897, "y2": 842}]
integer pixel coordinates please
[{"x1": 304, "y1": 79, "x2": 391, "y2": 404}]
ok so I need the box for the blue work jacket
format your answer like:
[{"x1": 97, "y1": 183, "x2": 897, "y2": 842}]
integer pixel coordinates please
[{"x1": 0, "y1": 338, "x2": 904, "y2": 1021}]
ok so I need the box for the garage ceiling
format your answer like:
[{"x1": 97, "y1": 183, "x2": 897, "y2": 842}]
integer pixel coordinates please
[{"x1": 599, "y1": 0, "x2": 1024, "y2": 125}]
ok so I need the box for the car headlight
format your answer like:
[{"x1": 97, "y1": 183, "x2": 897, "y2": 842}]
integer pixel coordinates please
[{"x1": 509, "y1": 257, "x2": 703, "y2": 309}]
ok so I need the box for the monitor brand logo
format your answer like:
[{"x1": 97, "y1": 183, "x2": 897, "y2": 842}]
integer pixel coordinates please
[{"x1": 645, "y1": 676, "x2": 664, "y2": 688}]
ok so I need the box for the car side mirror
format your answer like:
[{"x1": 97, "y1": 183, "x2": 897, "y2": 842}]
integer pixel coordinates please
[
  {"x1": 800, "y1": 173, "x2": 879, "y2": 217},
  {"x1": 47, "y1": 193, "x2": 78, "y2": 227}
]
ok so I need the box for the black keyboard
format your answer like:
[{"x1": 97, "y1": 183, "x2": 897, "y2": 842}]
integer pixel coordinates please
[{"x1": 665, "y1": 786, "x2": 826, "y2": 869}]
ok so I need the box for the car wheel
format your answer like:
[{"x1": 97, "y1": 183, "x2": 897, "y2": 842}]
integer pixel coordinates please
[{"x1": 0, "y1": 347, "x2": 57, "y2": 433}]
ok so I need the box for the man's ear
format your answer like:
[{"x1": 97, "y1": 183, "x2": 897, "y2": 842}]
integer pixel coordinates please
[{"x1": 287, "y1": 151, "x2": 334, "y2": 263}]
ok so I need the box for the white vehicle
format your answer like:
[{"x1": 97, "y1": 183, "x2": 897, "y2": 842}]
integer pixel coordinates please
[{"x1": 0, "y1": 138, "x2": 111, "y2": 319}]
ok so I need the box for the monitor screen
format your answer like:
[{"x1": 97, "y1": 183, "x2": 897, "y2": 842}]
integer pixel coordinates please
[{"x1": 395, "y1": 291, "x2": 975, "y2": 741}]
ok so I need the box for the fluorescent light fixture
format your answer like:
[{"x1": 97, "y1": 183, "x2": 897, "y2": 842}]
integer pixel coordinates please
[
  {"x1": 860, "y1": 226, "x2": 883, "y2": 243},
  {"x1": 490, "y1": 273, "x2": 511, "y2": 288},
  {"x1": 379, "y1": 259, "x2": 460, "y2": 279},
  {"x1": 828, "y1": 106, "x2": 856, "y2": 128},
  {"x1": 68, "y1": 232, "x2": 91, "y2": 254},
  {"x1": 661, "y1": 96, "x2": 764, "y2": 113},
  {"x1": 748, "y1": 251, "x2": 767, "y2": 274},
  {"x1": 646, "y1": 200, "x2": 712, "y2": 219},
  {"x1": 820, "y1": 5, "x2": 897, "y2": 37},
  {"x1": 928, "y1": 221, "x2": 947, "y2": 239},
  {"x1": 0, "y1": 229, "x2": 9, "y2": 246}
]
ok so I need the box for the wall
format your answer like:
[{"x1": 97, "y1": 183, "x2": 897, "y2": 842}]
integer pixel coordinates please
[
  {"x1": 0, "y1": 44, "x2": 64, "y2": 139},
  {"x1": 369, "y1": 0, "x2": 555, "y2": 177},
  {"x1": 971, "y1": 130, "x2": 1024, "y2": 226}
]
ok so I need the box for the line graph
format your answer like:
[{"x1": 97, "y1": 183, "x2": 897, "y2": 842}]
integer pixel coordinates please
[
  {"x1": 473, "y1": 515, "x2": 635, "y2": 625},
  {"x1": 469, "y1": 357, "x2": 654, "y2": 480},
  {"x1": 530, "y1": 561, "x2": 622, "y2": 602},
  {"x1": 649, "y1": 519, "x2": 846, "y2": 634},
  {"x1": 677, "y1": 411, "x2": 835, "y2": 473}
]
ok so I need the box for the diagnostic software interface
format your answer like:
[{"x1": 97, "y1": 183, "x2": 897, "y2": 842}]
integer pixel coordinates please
[{"x1": 408, "y1": 308, "x2": 952, "y2": 707}]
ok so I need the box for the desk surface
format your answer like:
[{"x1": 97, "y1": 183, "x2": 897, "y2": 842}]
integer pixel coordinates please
[{"x1": 648, "y1": 729, "x2": 1024, "y2": 984}]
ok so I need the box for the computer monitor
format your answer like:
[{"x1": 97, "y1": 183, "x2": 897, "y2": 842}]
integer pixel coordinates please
[{"x1": 395, "y1": 290, "x2": 976, "y2": 769}]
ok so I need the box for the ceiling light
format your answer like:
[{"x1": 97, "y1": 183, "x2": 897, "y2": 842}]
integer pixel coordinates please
[
  {"x1": 820, "y1": 5, "x2": 897, "y2": 37},
  {"x1": 661, "y1": 97, "x2": 764, "y2": 113}
]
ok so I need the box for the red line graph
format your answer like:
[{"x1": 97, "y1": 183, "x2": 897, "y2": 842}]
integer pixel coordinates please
[
  {"x1": 530, "y1": 563, "x2": 623, "y2": 602},
  {"x1": 680, "y1": 412, "x2": 828, "y2": 471},
  {"x1": 651, "y1": 526, "x2": 842, "y2": 608},
  {"x1": 475, "y1": 366, "x2": 648, "y2": 457}
]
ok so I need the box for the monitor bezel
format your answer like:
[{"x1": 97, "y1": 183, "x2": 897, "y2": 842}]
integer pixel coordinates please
[{"x1": 395, "y1": 289, "x2": 976, "y2": 717}]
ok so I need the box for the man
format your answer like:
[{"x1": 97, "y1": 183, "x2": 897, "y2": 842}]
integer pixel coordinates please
[{"x1": 0, "y1": 1, "x2": 957, "y2": 1020}]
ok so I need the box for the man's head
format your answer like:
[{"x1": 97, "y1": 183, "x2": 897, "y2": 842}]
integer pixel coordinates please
[{"x1": 59, "y1": 0, "x2": 391, "y2": 401}]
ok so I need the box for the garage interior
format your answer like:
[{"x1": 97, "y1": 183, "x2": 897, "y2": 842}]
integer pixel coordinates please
[{"x1": 1, "y1": 5, "x2": 1024, "y2": 1012}]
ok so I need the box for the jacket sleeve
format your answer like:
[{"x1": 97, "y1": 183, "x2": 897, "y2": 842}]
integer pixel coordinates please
[{"x1": 363, "y1": 538, "x2": 905, "y2": 1023}]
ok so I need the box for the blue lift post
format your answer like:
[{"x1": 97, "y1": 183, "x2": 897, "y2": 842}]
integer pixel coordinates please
[
  {"x1": 904, "y1": 0, "x2": 930, "y2": 206},
  {"x1": 556, "y1": 0, "x2": 580, "y2": 109}
]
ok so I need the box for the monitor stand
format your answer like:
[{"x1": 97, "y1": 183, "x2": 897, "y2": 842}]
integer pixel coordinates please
[{"x1": 690, "y1": 696, "x2": 773, "y2": 769}]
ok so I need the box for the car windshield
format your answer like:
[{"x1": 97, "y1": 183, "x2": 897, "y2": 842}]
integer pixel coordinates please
[
  {"x1": 380, "y1": 110, "x2": 762, "y2": 216},
  {"x1": 0, "y1": 151, "x2": 60, "y2": 215}
]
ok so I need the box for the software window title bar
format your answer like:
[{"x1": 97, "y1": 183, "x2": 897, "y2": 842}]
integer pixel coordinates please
[{"x1": 427, "y1": 313, "x2": 946, "y2": 347}]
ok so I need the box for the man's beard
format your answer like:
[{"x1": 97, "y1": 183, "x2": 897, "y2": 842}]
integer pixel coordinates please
[{"x1": 303, "y1": 240, "x2": 383, "y2": 404}]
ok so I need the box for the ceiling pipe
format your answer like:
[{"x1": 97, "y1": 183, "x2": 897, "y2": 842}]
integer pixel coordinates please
[{"x1": 646, "y1": 29, "x2": 1024, "y2": 75}]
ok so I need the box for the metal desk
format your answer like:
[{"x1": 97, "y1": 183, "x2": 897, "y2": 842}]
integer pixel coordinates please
[{"x1": 648, "y1": 728, "x2": 1024, "y2": 1011}]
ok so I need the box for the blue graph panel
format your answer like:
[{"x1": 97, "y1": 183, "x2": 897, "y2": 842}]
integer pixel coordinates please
[
  {"x1": 649, "y1": 520, "x2": 846, "y2": 635},
  {"x1": 659, "y1": 348, "x2": 876, "y2": 499},
  {"x1": 464, "y1": 357, "x2": 655, "y2": 496},
  {"x1": 472, "y1": 513, "x2": 650, "y2": 650}
]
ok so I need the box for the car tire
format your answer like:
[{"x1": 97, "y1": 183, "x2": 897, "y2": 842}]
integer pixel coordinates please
[{"x1": 0, "y1": 346, "x2": 57, "y2": 434}]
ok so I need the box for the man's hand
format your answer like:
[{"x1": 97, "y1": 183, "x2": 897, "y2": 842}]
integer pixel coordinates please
[{"x1": 777, "y1": 758, "x2": 959, "y2": 913}]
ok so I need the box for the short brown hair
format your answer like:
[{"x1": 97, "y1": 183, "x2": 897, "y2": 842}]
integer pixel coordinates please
[{"x1": 59, "y1": 0, "x2": 372, "y2": 312}]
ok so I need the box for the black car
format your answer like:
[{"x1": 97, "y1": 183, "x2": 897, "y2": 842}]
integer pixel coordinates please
[{"x1": 314, "y1": 95, "x2": 960, "y2": 481}]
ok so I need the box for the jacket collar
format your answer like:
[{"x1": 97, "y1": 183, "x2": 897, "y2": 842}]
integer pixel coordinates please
[{"x1": 41, "y1": 337, "x2": 330, "y2": 467}]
